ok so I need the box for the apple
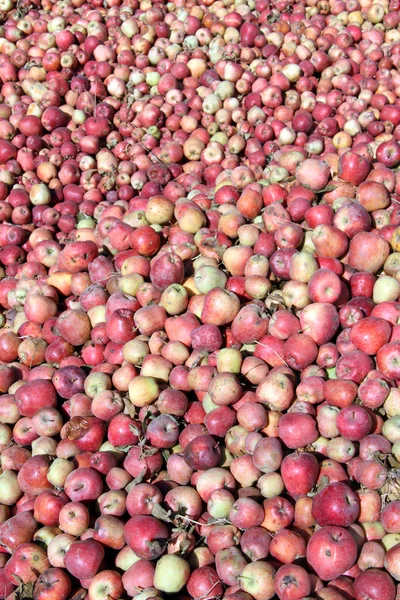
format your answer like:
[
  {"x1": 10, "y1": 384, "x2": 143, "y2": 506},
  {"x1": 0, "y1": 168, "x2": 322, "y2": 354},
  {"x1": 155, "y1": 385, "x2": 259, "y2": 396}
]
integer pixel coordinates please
[
  {"x1": 306, "y1": 526, "x2": 358, "y2": 581},
  {"x1": 358, "y1": 541, "x2": 386, "y2": 570},
  {"x1": 252, "y1": 437, "x2": 283, "y2": 473},
  {"x1": 64, "y1": 467, "x2": 104, "y2": 502},
  {"x1": 280, "y1": 452, "x2": 319, "y2": 497},
  {"x1": 275, "y1": 564, "x2": 311, "y2": 600},
  {"x1": 34, "y1": 490, "x2": 68, "y2": 527},
  {"x1": 278, "y1": 413, "x2": 318, "y2": 449},
  {"x1": 88, "y1": 570, "x2": 123, "y2": 600},
  {"x1": 239, "y1": 560, "x2": 276, "y2": 600},
  {"x1": 122, "y1": 559, "x2": 155, "y2": 594},
  {"x1": 33, "y1": 567, "x2": 72, "y2": 600},
  {"x1": 229, "y1": 498, "x2": 264, "y2": 529},
  {"x1": 154, "y1": 555, "x2": 191, "y2": 592},
  {"x1": 350, "y1": 317, "x2": 392, "y2": 355},
  {"x1": 270, "y1": 528, "x2": 306, "y2": 564},
  {"x1": 240, "y1": 527, "x2": 271, "y2": 562},
  {"x1": 17, "y1": 455, "x2": 53, "y2": 495},
  {"x1": 15, "y1": 379, "x2": 57, "y2": 417},
  {"x1": 354, "y1": 568, "x2": 396, "y2": 600},
  {"x1": 335, "y1": 351, "x2": 375, "y2": 384},
  {"x1": 377, "y1": 343, "x2": 400, "y2": 379},
  {"x1": 64, "y1": 539, "x2": 105, "y2": 579},
  {"x1": 381, "y1": 501, "x2": 400, "y2": 534},
  {"x1": 0, "y1": 510, "x2": 38, "y2": 552},
  {"x1": 261, "y1": 497, "x2": 294, "y2": 532},
  {"x1": 196, "y1": 467, "x2": 236, "y2": 503},
  {"x1": 311, "y1": 482, "x2": 359, "y2": 527},
  {"x1": 284, "y1": 333, "x2": 318, "y2": 371},
  {"x1": 300, "y1": 303, "x2": 340, "y2": 345},
  {"x1": 59, "y1": 501, "x2": 90, "y2": 536},
  {"x1": 124, "y1": 515, "x2": 169, "y2": 559},
  {"x1": 334, "y1": 202, "x2": 372, "y2": 238},
  {"x1": 183, "y1": 434, "x2": 221, "y2": 470},
  {"x1": 338, "y1": 151, "x2": 371, "y2": 186},
  {"x1": 216, "y1": 546, "x2": 248, "y2": 586},
  {"x1": 4, "y1": 542, "x2": 48, "y2": 585},
  {"x1": 348, "y1": 232, "x2": 390, "y2": 274},
  {"x1": 385, "y1": 543, "x2": 400, "y2": 581},
  {"x1": 336, "y1": 406, "x2": 373, "y2": 441}
]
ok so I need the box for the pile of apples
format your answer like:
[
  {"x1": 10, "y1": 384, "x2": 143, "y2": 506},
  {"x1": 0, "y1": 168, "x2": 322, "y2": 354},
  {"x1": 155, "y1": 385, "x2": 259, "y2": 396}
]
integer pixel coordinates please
[{"x1": 0, "y1": 0, "x2": 400, "y2": 598}]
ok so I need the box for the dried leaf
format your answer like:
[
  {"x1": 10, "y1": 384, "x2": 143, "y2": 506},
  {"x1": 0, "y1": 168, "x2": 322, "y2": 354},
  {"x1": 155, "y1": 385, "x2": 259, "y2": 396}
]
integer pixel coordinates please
[
  {"x1": 123, "y1": 397, "x2": 136, "y2": 419},
  {"x1": 14, "y1": 579, "x2": 34, "y2": 600},
  {"x1": 125, "y1": 470, "x2": 146, "y2": 493},
  {"x1": 152, "y1": 504, "x2": 172, "y2": 523},
  {"x1": 115, "y1": 444, "x2": 134, "y2": 453},
  {"x1": 317, "y1": 475, "x2": 330, "y2": 492},
  {"x1": 388, "y1": 456, "x2": 400, "y2": 469},
  {"x1": 129, "y1": 423, "x2": 142, "y2": 437}
]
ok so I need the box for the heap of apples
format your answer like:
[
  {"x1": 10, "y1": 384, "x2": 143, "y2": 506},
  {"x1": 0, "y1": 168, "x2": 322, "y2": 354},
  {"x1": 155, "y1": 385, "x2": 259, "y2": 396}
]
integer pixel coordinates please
[{"x1": 0, "y1": 0, "x2": 400, "y2": 598}]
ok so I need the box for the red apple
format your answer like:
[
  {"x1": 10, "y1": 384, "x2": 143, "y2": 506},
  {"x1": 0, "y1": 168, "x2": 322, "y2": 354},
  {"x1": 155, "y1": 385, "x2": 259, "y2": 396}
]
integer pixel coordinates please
[{"x1": 306, "y1": 526, "x2": 358, "y2": 581}]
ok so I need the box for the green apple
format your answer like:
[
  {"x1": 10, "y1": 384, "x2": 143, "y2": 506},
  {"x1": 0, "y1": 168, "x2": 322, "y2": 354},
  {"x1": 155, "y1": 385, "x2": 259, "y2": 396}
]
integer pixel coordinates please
[{"x1": 154, "y1": 555, "x2": 190, "y2": 593}]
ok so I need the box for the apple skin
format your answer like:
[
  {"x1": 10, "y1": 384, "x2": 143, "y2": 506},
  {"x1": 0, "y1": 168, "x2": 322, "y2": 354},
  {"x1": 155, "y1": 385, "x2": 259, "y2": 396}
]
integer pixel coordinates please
[
  {"x1": 376, "y1": 343, "x2": 400, "y2": 379},
  {"x1": 4, "y1": 542, "x2": 48, "y2": 585},
  {"x1": 261, "y1": 497, "x2": 294, "y2": 533},
  {"x1": 215, "y1": 546, "x2": 248, "y2": 586},
  {"x1": 126, "y1": 483, "x2": 163, "y2": 517},
  {"x1": 56, "y1": 308, "x2": 92, "y2": 346},
  {"x1": 300, "y1": 303, "x2": 340, "y2": 345},
  {"x1": 17, "y1": 455, "x2": 53, "y2": 495},
  {"x1": 150, "y1": 251, "x2": 184, "y2": 290},
  {"x1": 384, "y1": 543, "x2": 400, "y2": 581},
  {"x1": 278, "y1": 413, "x2": 319, "y2": 449},
  {"x1": 0, "y1": 568, "x2": 14, "y2": 600},
  {"x1": 34, "y1": 490, "x2": 68, "y2": 527},
  {"x1": 306, "y1": 526, "x2": 358, "y2": 581},
  {"x1": 57, "y1": 240, "x2": 98, "y2": 273},
  {"x1": 311, "y1": 482, "x2": 360, "y2": 527},
  {"x1": 0, "y1": 510, "x2": 38, "y2": 552},
  {"x1": 381, "y1": 501, "x2": 400, "y2": 534},
  {"x1": 333, "y1": 201, "x2": 372, "y2": 238},
  {"x1": 280, "y1": 452, "x2": 319, "y2": 497},
  {"x1": 350, "y1": 317, "x2": 392, "y2": 355},
  {"x1": 33, "y1": 567, "x2": 72, "y2": 600},
  {"x1": 354, "y1": 568, "x2": 396, "y2": 600},
  {"x1": 124, "y1": 515, "x2": 169, "y2": 559},
  {"x1": 122, "y1": 560, "x2": 155, "y2": 595},
  {"x1": 311, "y1": 224, "x2": 348, "y2": 259},
  {"x1": 240, "y1": 527, "x2": 271, "y2": 562},
  {"x1": 308, "y1": 268, "x2": 342, "y2": 304},
  {"x1": 229, "y1": 498, "x2": 264, "y2": 530},
  {"x1": 183, "y1": 434, "x2": 221, "y2": 470},
  {"x1": 335, "y1": 351, "x2": 374, "y2": 384},
  {"x1": 64, "y1": 539, "x2": 105, "y2": 580},
  {"x1": 338, "y1": 151, "x2": 371, "y2": 186},
  {"x1": 64, "y1": 467, "x2": 104, "y2": 502},
  {"x1": 269, "y1": 528, "x2": 306, "y2": 564},
  {"x1": 348, "y1": 232, "x2": 390, "y2": 274},
  {"x1": 88, "y1": 569, "x2": 123, "y2": 600},
  {"x1": 239, "y1": 560, "x2": 276, "y2": 600},
  {"x1": 323, "y1": 379, "x2": 358, "y2": 408},
  {"x1": 154, "y1": 555, "x2": 191, "y2": 593},
  {"x1": 336, "y1": 406, "x2": 372, "y2": 441},
  {"x1": 15, "y1": 379, "x2": 57, "y2": 417},
  {"x1": 275, "y1": 564, "x2": 311, "y2": 600},
  {"x1": 283, "y1": 333, "x2": 318, "y2": 371},
  {"x1": 187, "y1": 566, "x2": 224, "y2": 600}
]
